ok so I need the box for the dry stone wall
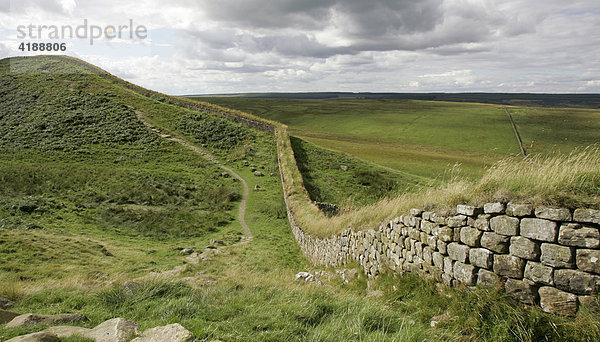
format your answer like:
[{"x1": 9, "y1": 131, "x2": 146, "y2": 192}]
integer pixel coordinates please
[{"x1": 289, "y1": 202, "x2": 600, "y2": 316}]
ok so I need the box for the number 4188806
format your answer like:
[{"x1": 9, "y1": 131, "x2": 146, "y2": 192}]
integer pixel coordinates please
[{"x1": 19, "y1": 42, "x2": 67, "y2": 52}]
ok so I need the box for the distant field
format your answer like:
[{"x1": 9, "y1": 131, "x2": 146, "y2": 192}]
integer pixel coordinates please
[{"x1": 194, "y1": 97, "x2": 600, "y2": 183}]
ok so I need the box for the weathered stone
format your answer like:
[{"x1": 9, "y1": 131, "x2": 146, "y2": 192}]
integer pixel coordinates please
[
  {"x1": 131, "y1": 323, "x2": 194, "y2": 342},
  {"x1": 521, "y1": 218, "x2": 558, "y2": 242},
  {"x1": 555, "y1": 269, "x2": 600, "y2": 295},
  {"x1": 493, "y1": 254, "x2": 525, "y2": 278},
  {"x1": 453, "y1": 228, "x2": 461, "y2": 242},
  {"x1": 5, "y1": 332, "x2": 58, "y2": 342},
  {"x1": 477, "y1": 268, "x2": 501, "y2": 286},
  {"x1": 506, "y1": 203, "x2": 533, "y2": 217},
  {"x1": 481, "y1": 232, "x2": 510, "y2": 253},
  {"x1": 558, "y1": 224, "x2": 600, "y2": 248},
  {"x1": 437, "y1": 227, "x2": 454, "y2": 242},
  {"x1": 447, "y1": 243, "x2": 470, "y2": 263},
  {"x1": 573, "y1": 208, "x2": 600, "y2": 224},
  {"x1": 524, "y1": 261, "x2": 554, "y2": 285},
  {"x1": 490, "y1": 215, "x2": 520, "y2": 236},
  {"x1": 469, "y1": 248, "x2": 494, "y2": 269},
  {"x1": 422, "y1": 212, "x2": 433, "y2": 221},
  {"x1": 453, "y1": 262, "x2": 477, "y2": 285},
  {"x1": 578, "y1": 295, "x2": 600, "y2": 311},
  {"x1": 6, "y1": 313, "x2": 88, "y2": 328},
  {"x1": 509, "y1": 236, "x2": 540, "y2": 260},
  {"x1": 421, "y1": 221, "x2": 437, "y2": 234},
  {"x1": 253, "y1": 171, "x2": 264, "y2": 177},
  {"x1": 505, "y1": 278, "x2": 537, "y2": 305},
  {"x1": 410, "y1": 208, "x2": 423, "y2": 216},
  {"x1": 432, "y1": 252, "x2": 444, "y2": 269},
  {"x1": 448, "y1": 215, "x2": 467, "y2": 228},
  {"x1": 473, "y1": 214, "x2": 491, "y2": 231},
  {"x1": 576, "y1": 249, "x2": 600, "y2": 274},
  {"x1": 423, "y1": 247, "x2": 433, "y2": 266},
  {"x1": 460, "y1": 227, "x2": 482, "y2": 247},
  {"x1": 539, "y1": 287, "x2": 578, "y2": 316},
  {"x1": 0, "y1": 296, "x2": 13, "y2": 309},
  {"x1": 443, "y1": 257, "x2": 454, "y2": 275},
  {"x1": 535, "y1": 207, "x2": 572, "y2": 221},
  {"x1": 0, "y1": 309, "x2": 20, "y2": 324},
  {"x1": 457, "y1": 205, "x2": 482, "y2": 216},
  {"x1": 540, "y1": 243, "x2": 574, "y2": 268},
  {"x1": 484, "y1": 202, "x2": 505, "y2": 214}
]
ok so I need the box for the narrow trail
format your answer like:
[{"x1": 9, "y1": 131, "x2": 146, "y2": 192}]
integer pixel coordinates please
[{"x1": 134, "y1": 110, "x2": 252, "y2": 240}]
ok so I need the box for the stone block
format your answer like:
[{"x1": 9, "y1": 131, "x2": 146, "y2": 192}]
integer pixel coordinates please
[
  {"x1": 539, "y1": 287, "x2": 577, "y2": 316},
  {"x1": 432, "y1": 252, "x2": 444, "y2": 269},
  {"x1": 555, "y1": 269, "x2": 600, "y2": 295},
  {"x1": 535, "y1": 207, "x2": 572, "y2": 221},
  {"x1": 505, "y1": 278, "x2": 537, "y2": 305},
  {"x1": 509, "y1": 236, "x2": 540, "y2": 260},
  {"x1": 494, "y1": 254, "x2": 525, "y2": 278},
  {"x1": 481, "y1": 232, "x2": 510, "y2": 253},
  {"x1": 558, "y1": 224, "x2": 600, "y2": 248},
  {"x1": 469, "y1": 248, "x2": 494, "y2": 269},
  {"x1": 490, "y1": 215, "x2": 520, "y2": 236},
  {"x1": 443, "y1": 257, "x2": 454, "y2": 275},
  {"x1": 427, "y1": 235, "x2": 437, "y2": 250},
  {"x1": 473, "y1": 214, "x2": 491, "y2": 231},
  {"x1": 410, "y1": 208, "x2": 423, "y2": 216},
  {"x1": 578, "y1": 295, "x2": 600, "y2": 311},
  {"x1": 423, "y1": 246, "x2": 433, "y2": 266},
  {"x1": 437, "y1": 227, "x2": 454, "y2": 242},
  {"x1": 438, "y1": 241, "x2": 447, "y2": 254},
  {"x1": 477, "y1": 269, "x2": 501, "y2": 286},
  {"x1": 457, "y1": 205, "x2": 482, "y2": 216},
  {"x1": 460, "y1": 227, "x2": 483, "y2": 247},
  {"x1": 577, "y1": 249, "x2": 600, "y2": 274},
  {"x1": 506, "y1": 202, "x2": 533, "y2": 217},
  {"x1": 524, "y1": 261, "x2": 554, "y2": 285},
  {"x1": 421, "y1": 221, "x2": 437, "y2": 234},
  {"x1": 540, "y1": 243, "x2": 574, "y2": 268},
  {"x1": 447, "y1": 243, "x2": 470, "y2": 263},
  {"x1": 448, "y1": 215, "x2": 467, "y2": 228},
  {"x1": 484, "y1": 202, "x2": 505, "y2": 214},
  {"x1": 573, "y1": 209, "x2": 600, "y2": 224},
  {"x1": 521, "y1": 218, "x2": 558, "y2": 242},
  {"x1": 454, "y1": 262, "x2": 477, "y2": 285}
]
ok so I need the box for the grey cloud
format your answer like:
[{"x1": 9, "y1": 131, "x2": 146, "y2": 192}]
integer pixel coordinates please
[{"x1": 1, "y1": 0, "x2": 66, "y2": 14}]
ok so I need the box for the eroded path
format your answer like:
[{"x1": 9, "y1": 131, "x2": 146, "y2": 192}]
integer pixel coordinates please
[{"x1": 134, "y1": 110, "x2": 252, "y2": 239}]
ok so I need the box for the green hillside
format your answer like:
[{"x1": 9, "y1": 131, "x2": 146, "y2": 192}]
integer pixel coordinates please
[
  {"x1": 1, "y1": 56, "x2": 599, "y2": 341},
  {"x1": 195, "y1": 97, "x2": 600, "y2": 182}
]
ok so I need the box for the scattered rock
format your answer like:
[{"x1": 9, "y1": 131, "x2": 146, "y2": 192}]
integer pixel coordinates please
[
  {"x1": 253, "y1": 171, "x2": 264, "y2": 177},
  {"x1": 210, "y1": 239, "x2": 225, "y2": 246},
  {"x1": 85, "y1": 317, "x2": 140, "y2": 342},
  {"x1": 220, "y1": 172, "x2": 229, "y2": 178},
  {"x1": 45, "y1": 326, "x2": 91, "y2": 339},
  {"x1": 180, "y1": 248, "x2": 194, "y2": 255},
  {"x1": 250, "y1": 167, "x2": 257, "y2": 172},
  {"x1": 340, "y1": 165, "x2": 348, "y2": 171},
  {"x1": 242, "y1": 160, "x2": 249, "y2": 166},
  {"x1": 295, "y1": 272, "x2": 322, "y2": 284},
  {"x1": 259, "y1": 165, "x2": 265, "y2": 169},
  {"x1": 6, "y1": 313, "x2": 88, "y2": 328},
  {"x1": 5, "y1": 331, "x2": 58, "y2": 342},
  {"x1": 0, "y1": 296, "x2": 13, "y2": 309},
  {"x1": 0, "y1": 309, "x2": 20, "y2": 324},
  {"x1": 254, "y1": 184, "x2": 262, "y2": 191},
  {"x1": 131, "y1": 323, "x2": 194, "y2": 342}
]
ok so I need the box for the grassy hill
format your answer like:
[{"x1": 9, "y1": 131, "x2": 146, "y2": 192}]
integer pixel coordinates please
[{"x1": 1, "y1": 56, "x2": 599, "y2": 341}]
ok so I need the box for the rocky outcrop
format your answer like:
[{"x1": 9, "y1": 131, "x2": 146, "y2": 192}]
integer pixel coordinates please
[
  {"x1": 131, "y1": 323, "x2": 194, "y2": 342},
  {"x1": 6, "y1": 313, "x2": 87, "y2": 328},
  {"x1": 286, "y1": 202, "x2": 600, "y2": 316}
]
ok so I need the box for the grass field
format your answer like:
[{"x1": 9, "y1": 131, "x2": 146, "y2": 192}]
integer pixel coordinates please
[
  {"x1": 195, "y1": 97, "x2": 600, "y2": 184},
  {"x1": 2, "y1": 56, "x2": 600, "y2": 341}
]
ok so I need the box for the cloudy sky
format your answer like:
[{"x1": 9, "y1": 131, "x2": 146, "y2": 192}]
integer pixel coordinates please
[{"x1": 1, "y1": 0, "x2": 599, "y2": 94}]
